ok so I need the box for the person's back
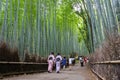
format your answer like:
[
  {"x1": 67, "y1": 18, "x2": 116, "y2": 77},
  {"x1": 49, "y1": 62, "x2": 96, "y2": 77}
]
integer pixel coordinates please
[
  {"x1": 62, "y1": 57, "x2": 66, "y2": 65},
  {"x1": 47, "y1": 52, "x2": 55, "y2": 73},
  {"x1": 55, "y1": 53, "x2": 62, "y2": 73},
  {"x1": 62, "y1": 57, "x2": 67, "y2": 69},
  {"x1": 79, "y1": 57, "x2": 83, "y2": 61},
  {"x1": 69, "y1": 58, "x2": 72, "y2": 65},
  {"x1": 69, "y1": 56, "x2": 73, "y2": 70},
  {"x1": 56, "y1": 55, "x2": 62, "y2": 62},
  {"x1": 83, "y1": 57, "x2": 87, "y2": 64},
  {"x1": 79, "y1": 56, "x2": 84, "y2": 67},
  {"x1": 48, "y1": 54, "x2": 55, "y2": 62}
]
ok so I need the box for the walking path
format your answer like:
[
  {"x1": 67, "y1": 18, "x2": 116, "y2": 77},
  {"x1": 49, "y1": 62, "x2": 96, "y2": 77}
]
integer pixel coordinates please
[{"x1": 2, "y1": 64, "x2": 96, "y2": 80}]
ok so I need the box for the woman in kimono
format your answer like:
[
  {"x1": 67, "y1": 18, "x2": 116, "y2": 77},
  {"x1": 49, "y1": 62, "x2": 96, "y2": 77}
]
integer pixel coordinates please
[
  {"x1": 47, "y1": 52, "x2": 55, "y2": 73},
  {"x1": 55, "y1": 53, "x2": 62, "y2": 73}
]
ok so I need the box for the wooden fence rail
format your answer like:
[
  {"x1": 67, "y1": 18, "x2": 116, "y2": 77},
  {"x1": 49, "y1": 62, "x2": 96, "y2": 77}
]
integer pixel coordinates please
[
  {"x1": 91, "y1": 69, "x2": 106, "y2": 80},
  {"x1": 90, "y1": 60, "x2": 120, "y2": 80},
  {"x1": 91, "y1": 60, "x2": 120, "y2": 64},
  {"x1": 0, "y1": 61, "x2": 48, "y2": 65},
  {"x1": 0, "y1": 61, "x2": 48, "y2": 78}
]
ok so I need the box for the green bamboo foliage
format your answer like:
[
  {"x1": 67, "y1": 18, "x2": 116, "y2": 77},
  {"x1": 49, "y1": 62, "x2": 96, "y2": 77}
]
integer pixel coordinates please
[
  {"x1": 1, "y1": 0, "x2": 8, "y2": 40},
  {"x1": 0, "y1": 0, "x2": 119, "y2": 60},
  {"x1": 79, "y1": 0, "x2": 119, "y2": 53},
  {"x1": 111, "y1": 0, "x2": 120, "y2": 31}
]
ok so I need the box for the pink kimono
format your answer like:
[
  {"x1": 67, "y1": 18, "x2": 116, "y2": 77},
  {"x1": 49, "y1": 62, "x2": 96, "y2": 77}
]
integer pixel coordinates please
[
  {"x1": 48, "y1": 60, "x2": 54, "y2": 72},
  {"x1": 47, "y1": 54, "x2": 55, "y2": 72}
]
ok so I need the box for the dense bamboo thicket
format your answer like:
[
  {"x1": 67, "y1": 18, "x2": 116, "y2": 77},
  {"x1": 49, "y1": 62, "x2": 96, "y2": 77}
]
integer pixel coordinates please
[
  {"x1": 0, "y1": 0, "x2": 120, "y2": 78},
  {"x1": 79, "y1": 0, "x2": 120, "y2": 52},
  {"x1": 0, "y1": 0, "x2": 120, "y2": 62},
  {"x1": 0, "y1": 0, "x2": 84, "y2": 61},
  {"x1": 83, "y1": 0, "x2": 120, "y2": 79}
]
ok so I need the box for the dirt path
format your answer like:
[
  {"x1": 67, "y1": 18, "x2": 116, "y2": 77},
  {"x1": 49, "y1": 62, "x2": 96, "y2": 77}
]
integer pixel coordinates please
[{"x1": 2, "y1": 64, "x2": 96, "y2": 80}]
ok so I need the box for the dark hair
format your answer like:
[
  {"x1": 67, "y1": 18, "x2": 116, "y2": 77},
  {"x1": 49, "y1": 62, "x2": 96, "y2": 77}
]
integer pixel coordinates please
[
  {"x1": 57, "y1": 53, "x2": 60, "y2": 55},
  {"x1": 51, "y1": 52, "x2": 54, "y2": 55}
]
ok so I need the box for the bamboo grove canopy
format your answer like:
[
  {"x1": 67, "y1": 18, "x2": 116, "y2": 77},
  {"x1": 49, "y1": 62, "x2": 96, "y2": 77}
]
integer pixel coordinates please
[{"x1": 0, "y1": 0, "x2": 120, "y2": 60}]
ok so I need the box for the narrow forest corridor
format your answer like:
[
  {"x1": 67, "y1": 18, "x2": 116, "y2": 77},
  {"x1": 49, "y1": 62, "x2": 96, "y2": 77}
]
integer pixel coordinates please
[
  {"x1": 2, "y1": 64, "x2": 96, "y2": 80},
  {"x1": 0, "y1": 0, "x2": 120, "y2": 80}
]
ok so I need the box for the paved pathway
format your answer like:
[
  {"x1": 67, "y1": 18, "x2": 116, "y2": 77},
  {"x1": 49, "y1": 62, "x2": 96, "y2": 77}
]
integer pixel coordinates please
[{"x1": 2, "y1": 64, "x2": 96, "y2": 80}]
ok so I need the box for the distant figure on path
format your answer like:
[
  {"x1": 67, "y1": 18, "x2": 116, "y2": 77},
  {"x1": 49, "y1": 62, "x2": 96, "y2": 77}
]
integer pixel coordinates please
[
  {"x1": 79, "y1": 56, "x2": 84, "y2": 67},
  {"x1": 69, "y1": 55, "x2": 74, "y2": 70},
  {"x1": 83, "y1": 56, "x2": 87, "y2": 65},
  {"x1": 61, "y1": 57, "x2": 67, "y2": 70},
  {"x1": 55, "y1": 53, "x2": 62, "y2": 73},
  {"x1": 47, "y1": 52, "x2": 55, "y2": 73}
]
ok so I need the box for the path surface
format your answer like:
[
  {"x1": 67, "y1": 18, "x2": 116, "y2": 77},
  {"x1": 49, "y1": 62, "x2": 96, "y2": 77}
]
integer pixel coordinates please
[{"x1": 2, "y1": 64, "x2": 96, "y2": 80}]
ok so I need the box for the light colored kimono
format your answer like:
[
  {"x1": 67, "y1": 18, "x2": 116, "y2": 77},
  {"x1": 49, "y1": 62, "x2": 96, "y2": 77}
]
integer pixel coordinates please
[
  {"x1": 55, "y1": 55, "x2": 62, "y2": 73},
  {"x1": 48, "y1": 60, "x2": 54, "y2": 72},
  {"x1": 47, "y1": 54, "x2": 55, "y2": 72}
]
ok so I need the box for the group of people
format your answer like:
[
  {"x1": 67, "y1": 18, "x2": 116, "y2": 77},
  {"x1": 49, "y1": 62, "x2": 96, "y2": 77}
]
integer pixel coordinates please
[
  {"x1": 47, "y1": 52, "x2": 67, "y2": 73},
  {"x1": 79, "y1": 56, "x2": 88, "y2": 67},
  {"x1": 47, "y1": 52, "x2": 89, "y2": 73}
]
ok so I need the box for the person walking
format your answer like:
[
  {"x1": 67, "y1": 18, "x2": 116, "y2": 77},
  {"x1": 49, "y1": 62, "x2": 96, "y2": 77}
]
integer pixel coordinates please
[
  {"x1": 83, "y1": 56, "x2": 87, "y2": 65},
  {"x1": 47, "y1": 52, "x2": 55, "y2": 73},
  {"x1": 55, "y1": 53, "x2": 62, "y2": 73},
  {"x1": 79, "y1": 56, "x2": 84, "y2": 67},
  {"x1": 61, "y1": 57, "x2": 67, "y2": 70},
  {"x1": 69, "y1": 55, "x2": 74, "y2": 70}
]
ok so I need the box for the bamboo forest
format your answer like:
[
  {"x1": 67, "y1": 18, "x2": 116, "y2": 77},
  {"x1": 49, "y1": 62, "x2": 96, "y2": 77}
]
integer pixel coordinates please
[{"x1": 0, "y1": 0, "x2": 120, "y2": 80}]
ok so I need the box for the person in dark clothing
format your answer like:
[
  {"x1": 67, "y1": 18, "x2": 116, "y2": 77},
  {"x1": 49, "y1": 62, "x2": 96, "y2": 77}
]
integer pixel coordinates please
[
  {"x1": 79, "y1": 56, "x2": 84, "y2": 67},
  {"x1": 61, "y1": 57, "x2": 67, "y2": 70}
]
